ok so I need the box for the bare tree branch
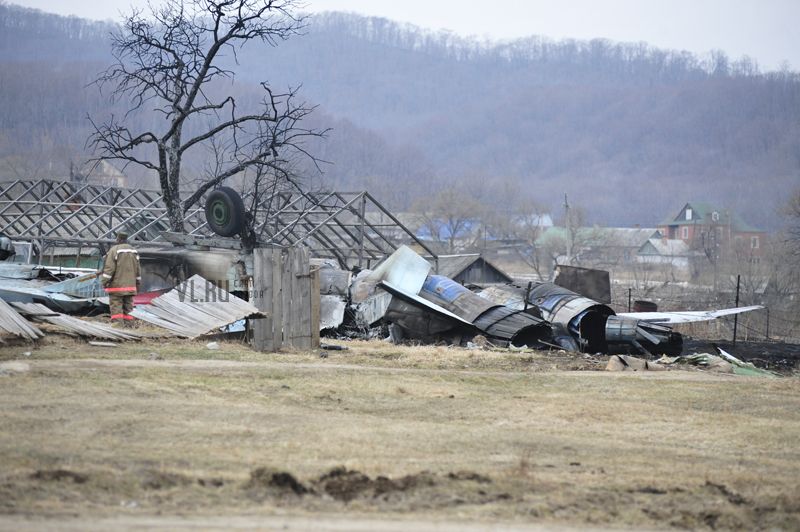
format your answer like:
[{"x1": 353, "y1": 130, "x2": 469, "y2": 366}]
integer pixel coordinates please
[{"x1": 88, "y1": 0, "x2": 324, "y2": 232}]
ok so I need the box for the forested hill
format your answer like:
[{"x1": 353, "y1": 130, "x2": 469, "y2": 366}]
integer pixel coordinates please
[{"x1": 1, "y1": 4, "x2": 798, "y2": 229}]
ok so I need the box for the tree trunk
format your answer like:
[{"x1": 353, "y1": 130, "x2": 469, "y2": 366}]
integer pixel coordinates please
[{"x1": 158, "y1": 144, "x2": 185, "y2": 233}]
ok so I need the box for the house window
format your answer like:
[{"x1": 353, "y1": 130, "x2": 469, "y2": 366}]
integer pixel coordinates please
[
  {"x1": 681, "y1": 226, "x2": 689, "y2": 239},
  {"x1": 751, "y1": 236, "x2": 759, "y2": 249},
  {"x1": 685, "y1": 208, "x2": 692, "y2": 221},
  {"x1": 712, "y1": 211, "x2": 719, "y2": 222}
]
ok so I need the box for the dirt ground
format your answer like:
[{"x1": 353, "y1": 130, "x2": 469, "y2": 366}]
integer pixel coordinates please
[{"x1": 1, "y1": 334, "x2": 799, "y2": 531}]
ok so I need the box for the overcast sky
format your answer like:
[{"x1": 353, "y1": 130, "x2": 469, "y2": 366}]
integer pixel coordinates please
[{"x1": 10, "y1": 0, "x2": 800, "y2": 71}]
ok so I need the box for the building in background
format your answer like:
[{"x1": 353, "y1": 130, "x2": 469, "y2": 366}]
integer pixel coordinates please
[{"x1": 656, "y1": 201, "x2": 767, "y2": 263}]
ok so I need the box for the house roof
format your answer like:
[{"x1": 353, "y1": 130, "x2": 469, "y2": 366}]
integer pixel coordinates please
[
  {"x1": 638, "y1": 238, "x2": 700, "y2": 257},
  {"x1": 435, "y1": 254, "x2": 514, "y2": 283},
  {"x1": 660, "y1": 202, "x2": 762, "y2": 232}
]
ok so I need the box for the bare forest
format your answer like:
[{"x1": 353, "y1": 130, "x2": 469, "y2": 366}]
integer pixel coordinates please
[{"x1": 0, "y1": 3, "x2": 798, "y2": 232}]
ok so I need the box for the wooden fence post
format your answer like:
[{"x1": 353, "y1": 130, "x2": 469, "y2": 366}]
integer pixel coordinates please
[
  {"x1": 271, "y1": 247, "x2": 283, "y2": 349},
  {"x1": 252, "y1": 247, "x2": 276, "y2": 351},
  {"x1": 310, "y1": 266, "x2": 321, "y2": 349}
]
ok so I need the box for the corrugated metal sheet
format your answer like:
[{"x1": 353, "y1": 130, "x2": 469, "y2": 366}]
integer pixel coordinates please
[
  {"x1": 0, "y1": 298, "x2": 44, "y2": 342},
  {"x1": 131, "y1": 275, "x2": 261, "y2": 338},
  {"x1": 11, "y1": 302, "x2": 142, "y2": 341}
]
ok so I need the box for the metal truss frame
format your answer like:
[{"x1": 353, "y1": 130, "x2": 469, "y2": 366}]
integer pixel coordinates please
[{"x1": 0, "y1": 179, "x2": 436, "y2": 269}]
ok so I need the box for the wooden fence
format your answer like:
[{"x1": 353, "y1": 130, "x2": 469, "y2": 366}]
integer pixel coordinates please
[{"x1": 251, "y1": 246, "x2": 320, "y2": 351}]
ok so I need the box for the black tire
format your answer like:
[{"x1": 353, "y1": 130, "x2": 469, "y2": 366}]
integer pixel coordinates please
[{"x1": 205, "y1": 187, "x2": 245, "y2": 237}]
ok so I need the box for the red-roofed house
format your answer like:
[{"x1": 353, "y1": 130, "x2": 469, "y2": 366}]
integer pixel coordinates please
[{"x1": 656, "y1": 202, "x2": 767, "y2": 262}]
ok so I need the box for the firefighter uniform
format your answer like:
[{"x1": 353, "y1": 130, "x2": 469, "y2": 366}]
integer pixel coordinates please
[{"x1": 101, "y1": 240, "x2": 141, "y2": 323}]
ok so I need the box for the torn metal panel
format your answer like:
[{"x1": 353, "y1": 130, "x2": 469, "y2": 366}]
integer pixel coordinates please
[
  {"x1": 384, "y1": 297, "x2": 473, "y2": 341},
  {"x1": 0, "y1": 264, "x2": 106, "y2": 312},
  {"x1": 0, "y1": 281, "x2": 101, "y2": 313},
  {"x1": 43, "y1": 272, "x2": 104, "y2": 299},
  {"x1": 366, "y1": 245, "x2": 431, "y2": 295},
  {"x1": 418, "y1": 275, "x2": 550, "y2": 347},
  {"x1": 312, "y1": 258, "x2": 352, "y2": 296},
  {"x1": 353, "y1": 290, "x2": 393, "y2": 328},
  {"x1": 130, "y1": 274, "x2": 261, "y2": 338},
  {"x1": 350, "y1": 269, "x2": 380, "y2": 304},
  {"x1": 0, "y1": 263, "x2": 42, "y2": 280},
  {"x1": 0, "y1": 298, "x2": 44, "y2": 342},
  {"x1": 11, "y1": 302, "x2": 143, "y2": 341},
  {"x1": 605, "y1": 315, "x2": 682, "y2": 357},
  {"x1": 380, "y1": 280, "x2": 474, "y2": 328},
  {"x1": 320, "y1": 295, "x2": 347, "y2": 331}
]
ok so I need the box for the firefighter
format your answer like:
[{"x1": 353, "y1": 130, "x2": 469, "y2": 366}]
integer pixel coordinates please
[{"x1": 100, "y1": 232, "x2": 141, "y2": 324}]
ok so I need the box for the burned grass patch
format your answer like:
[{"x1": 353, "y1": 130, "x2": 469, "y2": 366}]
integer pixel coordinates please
[
  {"x1": 29, "y1": 469, "x2": 88, "y2": 484},
  {"x1": 245, "y1": 467, "x2": 308, "y2": 497},
  {"x1": 315, "y1": 467, "x2": 436, "y2": 502}
]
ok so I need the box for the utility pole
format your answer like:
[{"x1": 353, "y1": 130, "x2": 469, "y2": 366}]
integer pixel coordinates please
[
  {"x1": 732, "y1": 274, "x2": 741, "y2": 348},
  {"x1": 564, "y1": 193, "x2": 572, "y2": 264}
]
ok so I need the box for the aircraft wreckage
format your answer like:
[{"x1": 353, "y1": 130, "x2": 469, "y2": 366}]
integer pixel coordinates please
[{"x1": 324, "y1": 246, "x2": 761, "y2": 357}]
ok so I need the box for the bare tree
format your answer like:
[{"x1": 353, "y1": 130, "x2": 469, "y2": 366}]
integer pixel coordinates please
[
  {"x1": 88, "y1": 0, "x2": 325, "y2": 232},
  {"x1": 412, "y1": 188, "x2": 483, "y2": 254}
]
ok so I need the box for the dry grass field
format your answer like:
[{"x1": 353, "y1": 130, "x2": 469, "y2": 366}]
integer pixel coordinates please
[{"x1": 0, "y1": 336, "x2": 799, "y2": 530}]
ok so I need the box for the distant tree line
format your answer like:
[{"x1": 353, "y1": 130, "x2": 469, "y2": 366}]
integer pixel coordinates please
[{"x1": 0, "y1": 5, "x2": 798, "y2": 232}]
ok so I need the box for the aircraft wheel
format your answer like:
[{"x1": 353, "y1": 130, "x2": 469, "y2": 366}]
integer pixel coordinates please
[{"x1": 205, "y1": 187, "x2": 245, "y2": 237}]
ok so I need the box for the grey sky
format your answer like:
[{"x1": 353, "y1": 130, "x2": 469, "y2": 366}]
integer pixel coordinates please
[{"x1": 11, "y1": 0, "x2": 800, "y2": 70}]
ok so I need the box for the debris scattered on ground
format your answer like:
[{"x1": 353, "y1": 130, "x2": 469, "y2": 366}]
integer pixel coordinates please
[
  {"x1": 12, "y1": 302, "x2": 142, "y2": 341},
  {"x1": 663, "y1": 353, "x2": 734, "y2": 373},
  {"x1": 713, "y1": 345, "x2": 779, "y2": 377},
  {"x1": 653, "y1": 345, "x2": 780, "y2": 377},
  {"x1": 88, "y1": 341, "x2": 118, "y2": 348},
  {"x1": 320, "y1": 343, "x2": 349, "y2": 351},
  {"x1": 206, "y1": 342, "x2": 220, "y2": 350},
  {"x1": 471, "y1": 335, "x2": 489, "y2": 347},
  {"x1": 606, "y1": 355, "x2": 667, "y2": 372}
]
